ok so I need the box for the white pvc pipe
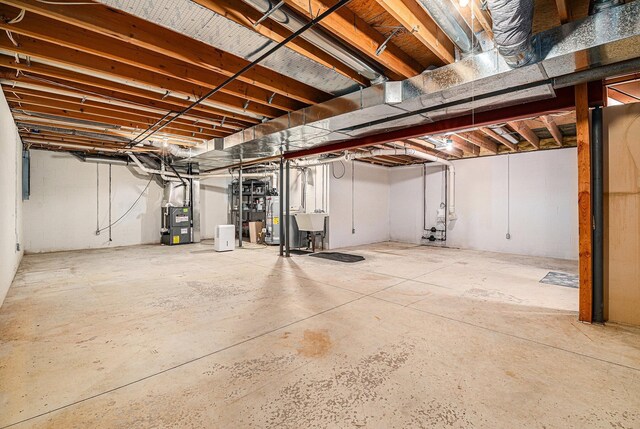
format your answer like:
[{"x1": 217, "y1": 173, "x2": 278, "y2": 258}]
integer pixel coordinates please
[{"x1": 128, "y1": 154, "x2": 275, "y2": 182}]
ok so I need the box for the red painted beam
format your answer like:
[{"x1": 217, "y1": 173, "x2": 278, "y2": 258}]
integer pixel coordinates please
[{"x1": 284, "y1": 82, "x2": 603, "y2": 159}]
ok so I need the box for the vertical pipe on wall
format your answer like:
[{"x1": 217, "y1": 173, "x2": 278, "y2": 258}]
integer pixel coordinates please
[
  {"x1": 108, "y1": 164, "x2": 112, "y2": 243},
  {"x1": 238, "y1": 162, "x2": 243, "y2": 248},
  {"x1": 591, "y1": 105, "x2": 604, "y2": 323},
  {"x1": 285, "y1": 159, "x2": 291, "y2": 257},
  {"x1": 279, "y1": 157, "x2": 284, "y2": 256}
]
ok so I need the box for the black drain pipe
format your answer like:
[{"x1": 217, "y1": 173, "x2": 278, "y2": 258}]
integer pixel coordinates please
[
  {"x1": 279, "y1": 157, "x2": 284, "y2": 256},
  {"x1": 591, "y1": 106, "x2": 604, "y2": 323},
  {"x1": 285, "y1": 159, "x2": 291, "y2": 257},
  {"x1": 238, "y1": 162, "x2": 243, "y2": 248}
]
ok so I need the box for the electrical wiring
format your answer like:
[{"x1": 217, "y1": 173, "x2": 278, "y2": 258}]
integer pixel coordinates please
[
  {"x1": 95, "y1": 175, "x2": 154, "y2": 234},
  {"x1": 5, "y1": 9, "x2": 25, "y2": 47}
]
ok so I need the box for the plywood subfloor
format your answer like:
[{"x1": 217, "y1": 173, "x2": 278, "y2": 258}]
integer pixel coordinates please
[{"x1": 1, "y1": 242, "x2": 639, "y2": 428}]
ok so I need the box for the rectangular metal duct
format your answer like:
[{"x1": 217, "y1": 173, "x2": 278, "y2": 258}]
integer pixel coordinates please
[{"x1": 188, "y1": 2, "x2": 640, "y2": 168}]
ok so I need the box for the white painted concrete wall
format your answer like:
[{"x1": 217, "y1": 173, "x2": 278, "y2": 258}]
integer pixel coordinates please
[
  {"x1": 24, "y1": 150, "x2": 164, "y2": 252},
  {"x1": 0, "y1": 88, "x2": 23, "y2": 306},
  {"x1": 328, "y1": 161, "x2": 390, "y2": 249},
  {"x1": 389, "y1": 149, "x2": 579, "y2": 260},
  {"x1": 200, "y1": 176, "x2": 231, "y2": 239}
]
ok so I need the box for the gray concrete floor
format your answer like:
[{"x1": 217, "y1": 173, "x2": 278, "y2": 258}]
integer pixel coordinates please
[{"x1": 1, "y1": 242, "x2": 639, "y2": 428}]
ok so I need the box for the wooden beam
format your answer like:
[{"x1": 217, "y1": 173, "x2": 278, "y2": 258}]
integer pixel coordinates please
[
  {"x1": 0, "y1": 6, "x2": 304, "y2": 113},
  {"x1": 555, "y1": 0, "x2": 570, "y2": 23},
  {"x1": 7, "y1": 102, "x2": 214, "y2": 141},
  {"x1": 471, "y1": 1, "x2": 494, "y2": 38},
  {"x1": 283, "y1": 0, "x2": 423, "y2": 79},
  {"x1": 0, "y1": 59, "x2": 259, "y2": 126},
  {"x1": 479, "y1": 127, "x2": 518, "y2": 152},
  {"x1": 5, "y1": 83, "x2": 237, "y2": 136},
  {"x1": 540, "y1": 115, "x2": 564, "y2": 147},
  {"x1": 373, "y1": 0, "x2": 454, "y2": 64},
  {"x1": 448, "y1": 135, "x2": 480, "y2": 156},
  {"x1": 0, "y1": 35, "x2": 285, "y2": 119},
  {"x1": 457, "y1": 132, "x2": 498, "y2": 154},
  {"x1": 192, "y1": 0, "x2": 369, "y2": 86},
  {"x1": 405, "y1": 138, "x2": 463, "y2": 158},
  {"x1": 5, "y1": 94, "x2": 222, "y2": 138},
  {"x1": 507, "y1": 121, "x2": 540, "y2": 149},
  {"x1": 576, "y1": 82, "x2": 592, "y2": 323},
  {"x1": 2, "y1": 0, "x2": 328, "y2": 105}
]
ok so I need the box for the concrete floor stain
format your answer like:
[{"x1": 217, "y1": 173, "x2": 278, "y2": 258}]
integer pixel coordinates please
[{"x1": 297, "y1": 329, "x2": 332, "y2": 358}]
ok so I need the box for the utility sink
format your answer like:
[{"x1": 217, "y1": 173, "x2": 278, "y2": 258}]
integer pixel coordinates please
[{"x1": 295, "y1": 213, "x2": 328, "y2": 232}]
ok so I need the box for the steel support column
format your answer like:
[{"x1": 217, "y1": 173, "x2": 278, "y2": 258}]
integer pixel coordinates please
[
  {"x1": 591, "y1": 105, "x2": 604, "y2": 323},
  {"x1": 279, "y1": 156, "x2": 284, "y2": 256},
  {"x1": 285, "y1": 159, "x2": 291, "y2": 257}
]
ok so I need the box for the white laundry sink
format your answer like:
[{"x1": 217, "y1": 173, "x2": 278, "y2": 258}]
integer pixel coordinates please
[{"x1": 295, "y1": 213, "x2": 328, "y2": 232}]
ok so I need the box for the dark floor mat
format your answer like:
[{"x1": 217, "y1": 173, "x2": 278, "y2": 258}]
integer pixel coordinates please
[
  {"x1": 540, "y1": 271, "x2": 579, "y2": 288},
  {"x1": 289, "y1": 249, "x2": 312, "y2": 255},
  {"x1": 309, "y1": 252, "x2": 365, "y2": 263}
]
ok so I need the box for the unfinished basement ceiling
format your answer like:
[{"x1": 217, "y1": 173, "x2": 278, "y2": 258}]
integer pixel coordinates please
[
  {"x1": 0, "y1": 0, "x2": 636, "y2": 168},
  {"x1": 97, "y1": 0, "x2": 361, "y2": 95}
]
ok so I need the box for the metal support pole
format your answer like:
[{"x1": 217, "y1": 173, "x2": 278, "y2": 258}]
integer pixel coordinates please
[
  {"x1": 238, "y1": 163, "x2": 243, "y2": 248},
  {"x1": 285, "y1": 159, "x2": 291, "y2": 257},
  {"x1": 279, "y1": 157, "x2": 284, "y2": 256},
  {"x1": 591, "y1": 105, "x2": 604, "y2": 323}
]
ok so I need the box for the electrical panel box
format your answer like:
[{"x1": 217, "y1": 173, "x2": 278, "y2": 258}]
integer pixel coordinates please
[{"x1": 161, "y1": 206, "x2": 192, "y2": 245}]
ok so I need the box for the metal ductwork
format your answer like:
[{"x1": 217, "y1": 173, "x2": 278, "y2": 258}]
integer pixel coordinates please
[
  {"x1": 486, "y1": 0, "x2": 535, "y2": 67},
  {"x1": 182, "y1": 2, "x2": 640, "y2": 171},
  {"x1": 240, "y1": 0, "x2": 387, "y2": 84},
  {"x1": 416, "y1": 0, "x2": 481, "y2": 55},
  {"x1": 149, "y1": 139, "x2": 216, "y2": 158},
  {"x1": 590, "y1": 0, "x2": 625, "y2": 15}
]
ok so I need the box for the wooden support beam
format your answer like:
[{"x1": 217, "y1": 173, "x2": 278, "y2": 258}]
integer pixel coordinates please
[
  {"x1": 192, "y1": 0, "x2": 368, "y2": 86},
  {"x1": 0, "y1": 35, "x2": 285, "y2": 119},
  {"x1": 507, "y1": 121, "x2": 540, "y2": 149},
  {"x1": 405, "y1": 138, "x2": 463, "y2": 158},
  {"x1": 457, "y1": 132, "x2": 498, "y2": 154},
  {"x1": 373, "y1": 0, "x2": 454, "y2": 64},
  {"x1": 447, "y1": 135, "x2": 479, "y2": 155},
  {"x1": 2, "y1": 0, "x2": 328, "y2": 105},
  {"x1": 479, "y1": 127, "x2": 518, "y2": 152},
  {"x1": 5, "y1": 87, "x2": 226, "y2": 135},
  {"x1": 555, "y1": 0, "x2": 570, "y2": 23},
  {"x1": 5, "y1": 94, "x2": 222, "y2": 139},
  {"x1": 575, "y1": 82, "x2": 592, "y2": 323},
  {"x1": 283, "y1": 0, "x2": 423, "y2": 79},
  {"x1": 540, "y1": 115, "x2": 564, "y2": 147},
  {"x1": 0, "y1": 59, "x2": 258, "y2": 126},
  {"x1": 8, "y1": 102, "x2": 214, "y2": 141},
  {"x1": 471, "y1": 1, "x2": 494, "y2": 38},
  {"x1": 0, "y1": 6, "x2": 303, "y2": 113}
]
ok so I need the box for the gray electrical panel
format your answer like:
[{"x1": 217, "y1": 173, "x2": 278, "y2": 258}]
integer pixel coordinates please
[{"x1": 161, "y1": 206, "x2": 192, "y2": 245}]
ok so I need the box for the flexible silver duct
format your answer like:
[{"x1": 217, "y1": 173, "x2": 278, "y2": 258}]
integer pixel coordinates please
[
  {"x1": 416, "y1": 0, "x2": 481, "y2": 55},
  {"x1": 149, "y1": 140, "x2": 209, "y2": 158},
  {"x1": 486, "y1": 0, "x2": 535, "y2": 67},
  {"x1": 240, "y1": 0, "x2": 387, "y2": 84}
]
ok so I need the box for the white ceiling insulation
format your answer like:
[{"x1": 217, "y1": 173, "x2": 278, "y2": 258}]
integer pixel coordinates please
[{"x1": 97, "y1": 0, "x2": 361, "y2": 96}]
